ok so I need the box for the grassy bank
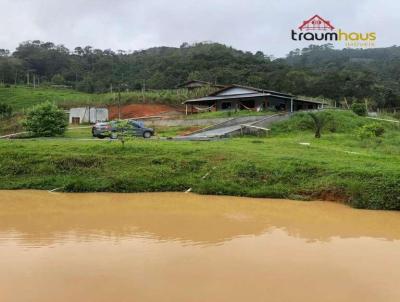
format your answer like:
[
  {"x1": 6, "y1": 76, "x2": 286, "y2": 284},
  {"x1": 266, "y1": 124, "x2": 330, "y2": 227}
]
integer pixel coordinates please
[{"x1": 0, "y1": 111, "x2": 399, "y2": 210}]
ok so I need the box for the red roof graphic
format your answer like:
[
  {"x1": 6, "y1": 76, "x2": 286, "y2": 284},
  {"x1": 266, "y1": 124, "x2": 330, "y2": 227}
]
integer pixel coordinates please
[{"x1": 299, "y1": 15, "x2": 335, "y2": 31}]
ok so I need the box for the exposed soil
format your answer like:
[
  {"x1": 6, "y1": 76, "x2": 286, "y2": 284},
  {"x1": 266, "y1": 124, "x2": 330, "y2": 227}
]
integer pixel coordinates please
[
  {"x1": 312, "y1": 189, "x2": 349, "y2": 203},
  {"x1": 108, "y1": 104, "x2": 182, "y2": 119}
]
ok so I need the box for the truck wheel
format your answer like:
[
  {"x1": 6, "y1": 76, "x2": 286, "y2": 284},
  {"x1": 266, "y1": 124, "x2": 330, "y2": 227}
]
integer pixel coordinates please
[{"x1": 143, "y1": 131, "x2": 151, "y2": 139}]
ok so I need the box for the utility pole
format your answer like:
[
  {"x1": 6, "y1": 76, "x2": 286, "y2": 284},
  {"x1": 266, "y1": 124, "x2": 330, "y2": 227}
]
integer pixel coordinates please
[
  {"x1": 118, "y1": 84, "x2": 121, "y2": 119},
  {"x1": 142, "y1": 79, "x2": 146, "y2": 102}
]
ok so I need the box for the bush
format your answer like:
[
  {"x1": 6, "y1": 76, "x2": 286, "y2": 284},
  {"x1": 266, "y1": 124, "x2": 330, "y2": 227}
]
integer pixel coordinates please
[
  {"x1": 392, "y1": 111, "x2": 400, "y2": 120},
  {"x1": 51, "y1": 74, "x2": 65, "y2": 85},
  {"x1": 357, "y1": 123, "x2": 385, "y2": 139},
  {"x1": 0, "y1": 103, "x2": 13, "y2": 119},
  {"x1": 271, "y1": 110, "x2": 365, "y2": 134},
  {"x1": 24, "y1": 102, "x2": 68, "y2": 136},
  {"x1": 351, "y1": 103, "x2": 367, "y2": 116}
]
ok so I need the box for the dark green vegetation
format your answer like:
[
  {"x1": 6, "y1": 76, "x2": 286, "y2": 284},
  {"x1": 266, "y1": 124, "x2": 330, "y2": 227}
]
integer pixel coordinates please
[
  {"x1": 0, "y1": 42, "x2": 399, "y2": 109},
  {"x1": 351, "y1": 103, "x2": 367, "y2": 116},
  {"x1": 0, "y1": 103, "x2": 12, "y2": 118},
  {"x1": 23, "y1": 102, "x2": 68, "y2": 136},
  {"x1": 0, "y1": 111, "x2": 399, "y2": 210}
]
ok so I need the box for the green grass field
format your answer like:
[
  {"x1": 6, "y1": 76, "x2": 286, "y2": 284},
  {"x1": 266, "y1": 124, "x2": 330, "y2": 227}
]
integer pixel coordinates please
[
  {"x1": 1, "y1": 111, "x2": 399, "y2": 210},
  {"x1": 0, "y1": 86, "x2": 96, "y2": 111},
  {"x1": 64, "y1": 125, "x2": 199, "y2": 138},
  {"x1": 0, "y1": 86, "x2": 201, "y2": 111}
]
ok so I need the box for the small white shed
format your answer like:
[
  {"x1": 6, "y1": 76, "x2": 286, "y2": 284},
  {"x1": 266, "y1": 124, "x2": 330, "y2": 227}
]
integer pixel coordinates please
[{"x1": 69, "y1": 107, "x2": 109, "y2": 124}]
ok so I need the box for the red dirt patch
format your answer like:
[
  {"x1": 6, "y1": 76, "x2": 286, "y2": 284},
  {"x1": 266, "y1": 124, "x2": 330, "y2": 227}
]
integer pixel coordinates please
[
  {"x1": 313, "y1": 189, "x2": 349, "y2": 203},
  {"x1": 108, "y1": 104, "x2": 181, "y2": 120}
]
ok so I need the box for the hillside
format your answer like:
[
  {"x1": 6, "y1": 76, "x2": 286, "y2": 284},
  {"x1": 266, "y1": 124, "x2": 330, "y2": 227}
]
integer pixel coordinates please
[
  {"x1": 0, "y1": 86, "x2": 196, "y2": 111},
  {"x1": 0, "y1": 86, "x2": 94, "y2": 110},
  {"x1": 0, "y1": 41, "x2": 399, "y2": 110}
]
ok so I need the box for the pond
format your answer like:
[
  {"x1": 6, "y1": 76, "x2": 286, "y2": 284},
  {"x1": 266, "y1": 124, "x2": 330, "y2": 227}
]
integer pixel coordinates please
[{"x1": 1, "y1": 190, "x2": 399, "y2": 302}]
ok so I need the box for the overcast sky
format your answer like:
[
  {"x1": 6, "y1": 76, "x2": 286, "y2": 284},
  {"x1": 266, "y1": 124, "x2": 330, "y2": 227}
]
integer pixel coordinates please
[{"x1": 0, "y1": 0, "x2": 398, "y2": 57}]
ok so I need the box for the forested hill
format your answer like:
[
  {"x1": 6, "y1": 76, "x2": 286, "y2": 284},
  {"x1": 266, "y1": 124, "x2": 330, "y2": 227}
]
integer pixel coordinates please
[{"x1": 0, "y1": 41, "x2": 399, "y2": 108}]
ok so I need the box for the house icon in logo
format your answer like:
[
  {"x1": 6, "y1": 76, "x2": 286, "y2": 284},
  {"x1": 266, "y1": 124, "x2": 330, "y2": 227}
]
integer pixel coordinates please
[{"x1": 298, "y1": 15, "x2": 335, "y2": 31}]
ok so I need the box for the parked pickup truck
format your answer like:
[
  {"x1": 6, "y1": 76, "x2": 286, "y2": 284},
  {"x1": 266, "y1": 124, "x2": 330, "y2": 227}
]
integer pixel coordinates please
[{"x1": 92, "y1": 120, "x2": 155, "y2": 139}]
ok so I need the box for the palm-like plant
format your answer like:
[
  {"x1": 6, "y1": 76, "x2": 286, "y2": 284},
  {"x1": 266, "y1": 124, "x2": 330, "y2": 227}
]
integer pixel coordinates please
[{"x1": 308, "y1": 112, "x2": 331, "y2": 138}]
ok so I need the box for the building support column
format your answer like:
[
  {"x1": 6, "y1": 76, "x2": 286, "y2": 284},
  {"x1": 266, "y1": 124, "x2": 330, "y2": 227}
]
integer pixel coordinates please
[
  {"x1": 290, "y1": 98, "x2": 294, "y2": 113},
  {"x1": 185, "y1": 104, "x2": 188, "y2": 115}
]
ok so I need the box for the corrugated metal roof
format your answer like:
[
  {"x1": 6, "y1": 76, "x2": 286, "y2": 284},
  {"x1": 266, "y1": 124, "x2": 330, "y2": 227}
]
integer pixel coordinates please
[
  {"x1": 184, "y1": 93, "x2": 326, "y2": 105},
  {"x1": 209, "y1": 84, "x2": 293, "y2": 97},
  {"x1": 183, "y1": 93, "x2": 272, "y2": 103}
]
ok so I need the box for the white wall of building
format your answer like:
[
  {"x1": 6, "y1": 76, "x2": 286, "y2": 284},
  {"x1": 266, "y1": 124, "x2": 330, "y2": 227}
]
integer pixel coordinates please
[{"x1": 69, "y1": 107, "x2": 108, "y2": 124}]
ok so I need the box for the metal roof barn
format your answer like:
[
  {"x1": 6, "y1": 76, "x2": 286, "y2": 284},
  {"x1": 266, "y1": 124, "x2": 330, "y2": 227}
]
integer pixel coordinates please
[{"x1": 183, "y1": 84, "x2": 325, "y2": 114}]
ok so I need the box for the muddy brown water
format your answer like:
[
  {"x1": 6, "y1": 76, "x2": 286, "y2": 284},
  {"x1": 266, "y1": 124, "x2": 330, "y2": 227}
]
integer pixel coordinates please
[{"x1": 1, "y1": 190, "x2": 400, "y2": 302}]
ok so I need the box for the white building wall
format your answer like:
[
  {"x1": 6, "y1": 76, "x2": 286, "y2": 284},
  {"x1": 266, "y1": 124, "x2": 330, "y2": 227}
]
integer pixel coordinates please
[
  {"x1": 89, "y1": 108, "x2": 108, "y2": 123},
  {"x1": 69, "y1": 107, "x2": 108, "y2": 124}
]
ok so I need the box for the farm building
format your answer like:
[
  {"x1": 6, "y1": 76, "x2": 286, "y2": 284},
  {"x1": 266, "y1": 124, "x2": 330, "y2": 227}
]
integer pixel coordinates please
[
  {"x1": 69, "y1": 107, "x2": 108, "y2": 124},
  {"x1": 183, "y1": 84, "x2": 324, "y2": 114},
  {"x1": 177, "y1": 80, "x2": 225, "y2": 90}
]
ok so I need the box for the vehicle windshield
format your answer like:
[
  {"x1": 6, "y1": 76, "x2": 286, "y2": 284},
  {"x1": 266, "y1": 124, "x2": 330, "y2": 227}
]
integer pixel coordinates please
[{"x1": 130, "y1": 121, "x2": 144, "y2": 128}]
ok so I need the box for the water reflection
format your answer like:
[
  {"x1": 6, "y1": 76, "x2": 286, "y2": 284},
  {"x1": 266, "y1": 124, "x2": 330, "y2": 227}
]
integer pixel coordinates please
[{"x1": 0, "y1": 190, "x2": 399, "y2": 247}]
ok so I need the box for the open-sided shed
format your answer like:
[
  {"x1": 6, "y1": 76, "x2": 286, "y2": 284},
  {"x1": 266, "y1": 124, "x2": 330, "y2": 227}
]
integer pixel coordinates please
[{"x1": 183, "y1": 85, "x2": 325, "y2": 114}]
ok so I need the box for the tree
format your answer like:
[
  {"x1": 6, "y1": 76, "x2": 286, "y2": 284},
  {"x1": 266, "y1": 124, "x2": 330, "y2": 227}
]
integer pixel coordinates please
[
  {"x1": 0, "y1": 40, "x2": 399, "y2": 109},
  {"x1": 51, "y1": 74, "x2": 65, "y2": 85},
  {"x1": 108, "y1": 120, "x2": 130, "y2": 147},
  {"x1": 351, "y1": 103, "x2": 367, "y2": 116},
  {"x1": 308, "y1": 112, "x2": 331, "y2": 138},
  {"x1": 24, "y1": 102, "x2": 68, "y2": 136}
]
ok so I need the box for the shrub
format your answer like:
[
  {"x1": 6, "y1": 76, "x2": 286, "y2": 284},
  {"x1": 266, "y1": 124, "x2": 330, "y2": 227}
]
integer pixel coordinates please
[
  {"x1": 392, "y1": 111, "x2": 400, "y2": 120},
  {"x1": 357, "y1": 123, "x2": 385, "y2": 139},
  {"x1": 308, "y1": 112, "x2": 332, "y2": 138},
  {"x1": 271, "y1": 110, "x2": 364, "y2": 134},
  {"x1": 51, "y1": 74, "x2": 65, "y2": 85},
  {"x1": 24, "y1": 102, "x2": 68, "y2": 136},
  {"x1": 0, "y1": 103, "x2": 13, "y2": 119},
  {"x1": 351, "y1": 103, "x2": 367, "y2": 116}
]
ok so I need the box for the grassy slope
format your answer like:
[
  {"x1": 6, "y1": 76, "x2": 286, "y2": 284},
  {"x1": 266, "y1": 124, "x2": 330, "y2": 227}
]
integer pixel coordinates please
[
  {"x1": 0, "y1": 86, "x2": 96, "y2": 110},
  {"x1": 0, "y1": 111, "x2": 399, "y2": 210},
  {"x1": 0, "y1": 86, "x2": 193, "y2": 111}
]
